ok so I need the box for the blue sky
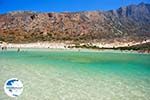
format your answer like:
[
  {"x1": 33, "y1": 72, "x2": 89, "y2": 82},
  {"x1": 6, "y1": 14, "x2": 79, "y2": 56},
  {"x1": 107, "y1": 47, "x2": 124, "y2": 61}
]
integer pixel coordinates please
[{"x1": 0, "y1": 0, "x2": 149, "y2": 14}]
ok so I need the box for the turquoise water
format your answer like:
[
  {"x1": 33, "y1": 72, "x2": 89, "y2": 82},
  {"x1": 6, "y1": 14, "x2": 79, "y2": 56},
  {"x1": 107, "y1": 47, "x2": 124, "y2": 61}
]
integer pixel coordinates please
[{"x1": 0, "y1": 49, "x2": 150, "y2": 100}]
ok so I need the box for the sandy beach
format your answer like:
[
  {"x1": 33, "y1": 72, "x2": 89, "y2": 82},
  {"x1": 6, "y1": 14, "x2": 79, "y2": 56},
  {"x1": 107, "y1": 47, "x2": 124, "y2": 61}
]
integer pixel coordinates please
[
  {"x1": 0, "y1": 39, "x2": 150, "y2": 50},
  {"x1": 0, "y1": 42, "x2": 69, "y2": 49}
]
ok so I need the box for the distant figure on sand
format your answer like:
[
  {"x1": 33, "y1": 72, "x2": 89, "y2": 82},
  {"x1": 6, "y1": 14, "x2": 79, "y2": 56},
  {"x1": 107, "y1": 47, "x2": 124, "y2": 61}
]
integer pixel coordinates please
[
  {"x1": 1, "y1": 46, "x2": 7, "y2": 51},
  {"x1": 1, "y1": 47, "x2": 4, "y2": 50},
  {"x1": 1, "y1": 42, "x2": 7, "y2": 51}
]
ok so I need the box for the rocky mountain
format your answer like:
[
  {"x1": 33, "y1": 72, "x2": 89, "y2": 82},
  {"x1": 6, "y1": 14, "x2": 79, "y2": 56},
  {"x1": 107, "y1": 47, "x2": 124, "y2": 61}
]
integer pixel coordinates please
[{"x1": 0, "y1": 2, "x2": 150, "y2": 43}]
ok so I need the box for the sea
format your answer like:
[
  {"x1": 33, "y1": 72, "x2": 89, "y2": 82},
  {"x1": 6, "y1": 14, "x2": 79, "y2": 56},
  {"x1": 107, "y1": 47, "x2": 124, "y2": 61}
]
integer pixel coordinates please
[{"x1": 0, "y1": 49, "x2": 150, "y2": 100}]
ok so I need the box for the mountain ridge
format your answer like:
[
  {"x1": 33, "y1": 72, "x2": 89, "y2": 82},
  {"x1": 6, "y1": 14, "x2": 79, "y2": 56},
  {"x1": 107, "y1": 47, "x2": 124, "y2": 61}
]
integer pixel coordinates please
[{"x1": 0, "y1": 2, "x2": 150, "y2": 43}]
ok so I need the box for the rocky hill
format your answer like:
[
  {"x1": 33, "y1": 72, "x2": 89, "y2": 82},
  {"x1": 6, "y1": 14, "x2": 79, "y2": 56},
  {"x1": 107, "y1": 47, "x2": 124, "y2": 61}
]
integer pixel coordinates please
[{"x1": 0, "y1": 2, "x2": 150, "y2": 43}]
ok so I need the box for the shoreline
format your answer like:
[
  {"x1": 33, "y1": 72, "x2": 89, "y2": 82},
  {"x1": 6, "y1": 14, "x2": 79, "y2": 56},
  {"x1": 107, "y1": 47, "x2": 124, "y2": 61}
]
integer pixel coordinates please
[
  {"x1": 0, "y1": 39, "x2": 150, "y2": 48},
  {"x1": 0, "y1": 41, "x2": 150, "y2": 54},
  {"x1": 0, "y1": 48, "x2": 149, "y2": 55}
]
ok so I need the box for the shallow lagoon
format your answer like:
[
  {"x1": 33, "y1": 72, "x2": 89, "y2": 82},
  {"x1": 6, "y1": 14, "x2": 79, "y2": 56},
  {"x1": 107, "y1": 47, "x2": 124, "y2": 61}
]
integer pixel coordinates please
[{"x1": 0, "y1": 49, "x2": 150, "y2": 100}]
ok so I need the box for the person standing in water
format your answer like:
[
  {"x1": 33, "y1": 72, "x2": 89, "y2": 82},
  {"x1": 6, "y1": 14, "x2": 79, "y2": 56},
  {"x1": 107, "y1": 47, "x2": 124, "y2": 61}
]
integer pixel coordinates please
[{"x1": 17, "y1": 48, "x2": 20, "y2": 52}]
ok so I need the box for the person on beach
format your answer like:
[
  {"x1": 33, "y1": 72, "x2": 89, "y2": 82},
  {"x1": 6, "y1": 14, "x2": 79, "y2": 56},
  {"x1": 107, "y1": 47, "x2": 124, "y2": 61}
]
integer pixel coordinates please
[
  {"x1": 1, "y1": 42, "x2": 7, "y2": 51},
  {"x1": 1, "y1": 47, "x2": 4, "y2": 51},
  {"x1": 1, "y1": 46, "x2": 7, "y2": 51}
]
